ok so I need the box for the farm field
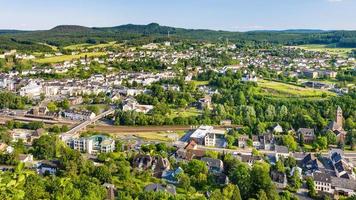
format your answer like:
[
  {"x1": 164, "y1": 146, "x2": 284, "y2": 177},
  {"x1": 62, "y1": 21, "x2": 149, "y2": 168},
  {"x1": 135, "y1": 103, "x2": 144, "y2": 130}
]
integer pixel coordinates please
[
  {"x1": 39, "y1": 43, "x2": 59, "y2": 51},
  {"x1": 64, "y1": 41, "x2": 118, "y2": 50},
  {"x1": 291, "y1": 44, "x2": 354, "y2": 57},
  {"x1": 258, "y1": 79, "x2": 336, "y2": 98},
  {"x1": 34, "y1": 52, "x2": 106, "y2": 63}
]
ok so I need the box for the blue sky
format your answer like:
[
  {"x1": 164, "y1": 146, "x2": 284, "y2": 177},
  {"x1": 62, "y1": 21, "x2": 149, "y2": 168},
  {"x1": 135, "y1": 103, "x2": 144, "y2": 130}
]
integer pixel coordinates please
[{"x1": 1, "y1": 0, "x2": 356, "y2": 31}]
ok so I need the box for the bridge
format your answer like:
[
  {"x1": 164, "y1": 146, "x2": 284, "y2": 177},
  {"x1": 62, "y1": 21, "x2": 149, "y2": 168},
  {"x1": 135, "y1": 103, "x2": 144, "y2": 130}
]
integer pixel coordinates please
[{"x1": 60, "y1": 108, "x2": 115, "y2": 141}]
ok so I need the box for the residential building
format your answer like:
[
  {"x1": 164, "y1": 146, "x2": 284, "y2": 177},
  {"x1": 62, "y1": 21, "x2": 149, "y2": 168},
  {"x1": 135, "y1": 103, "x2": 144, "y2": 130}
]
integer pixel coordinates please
[
  {"x1": 297, "y1": 128, "x2": 316, "y2": 143},
  {"x1": 190, "y1": 125, "x2": 226, "y2": 147},
  {"x1": 19, "y1": 81, "x2": 42, "y2": 98},
  {"x1": 66, "y1": 135, "x2": 115, "y2": 155},
  {"x1": 201, "y1": 157, "x2": 224, "y2": 173},
  {"x1": 62, "y1": 110, "x2": 96, "y2": 121},
  {"x1": 313, "y1": 172, "x2": 333, "y2": 194}
]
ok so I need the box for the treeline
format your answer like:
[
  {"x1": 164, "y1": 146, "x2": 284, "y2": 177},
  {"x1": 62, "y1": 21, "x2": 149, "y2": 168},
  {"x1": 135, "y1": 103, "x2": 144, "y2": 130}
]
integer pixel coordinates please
[
  {"x1": 2, "y1": 24, "x2": 356, "y2": 50},
  {"x1": 0, "y1": 92, "x2": 31, "y2": 109}
]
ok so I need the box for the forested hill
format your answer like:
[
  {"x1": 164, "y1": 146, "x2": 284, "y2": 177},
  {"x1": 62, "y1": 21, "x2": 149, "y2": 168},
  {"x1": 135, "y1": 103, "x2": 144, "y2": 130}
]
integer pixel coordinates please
[{"x1": 1, "y1": 23, "x2": 356, "y2": 51}]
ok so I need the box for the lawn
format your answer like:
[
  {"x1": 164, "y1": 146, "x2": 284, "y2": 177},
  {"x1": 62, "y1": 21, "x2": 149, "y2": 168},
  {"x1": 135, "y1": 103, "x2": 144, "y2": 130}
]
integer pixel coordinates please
[
  {"x1": 168, "y1": 107, "x2": 202, "y2": 118},
  {"x1": 112, "y1": 131, "x2": 183, "y2": 142},
  {"x1": 190, "y1": 80, "x2": 209, "y2": 86},
  {"x1": 34, "y1": 52, "x2": 107, "y2": 63},
  {"x1": 291, "y1": 44, "x2": 354, "y2": 57},
  {"x1": 258, "y1": 79, "x2": 336, "y2": 98}
]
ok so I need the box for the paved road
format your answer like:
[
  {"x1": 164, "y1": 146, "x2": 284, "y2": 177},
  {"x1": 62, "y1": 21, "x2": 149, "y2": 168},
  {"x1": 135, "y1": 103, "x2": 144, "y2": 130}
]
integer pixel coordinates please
[{"x1": 173, "y1": 141, "x2": 356, "y2": 158}]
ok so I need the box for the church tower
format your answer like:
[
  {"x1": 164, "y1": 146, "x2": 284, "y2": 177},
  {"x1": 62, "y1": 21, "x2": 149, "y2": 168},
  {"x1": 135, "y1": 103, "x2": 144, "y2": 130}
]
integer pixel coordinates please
[{"x1": 336, "y1": 106, "x2": 343, "y2": 128}]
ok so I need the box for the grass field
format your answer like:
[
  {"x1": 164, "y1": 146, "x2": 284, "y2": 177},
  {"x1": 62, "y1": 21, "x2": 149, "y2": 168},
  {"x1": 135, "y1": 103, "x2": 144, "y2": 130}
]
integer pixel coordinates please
[
  {"x1": 34, "y1": 52, "x2": 106, "y2": 63},
  {"x1": 258, "y1": 79, "x2": 336, "y2": 98},
  {"x1": 190, "y1": 80, "x2": 209, "y2": 86},
  {"x1": 291, "y1": 44, "x2": 354, "y2": 57},
  {"x1": 168, "y1": 107, "x2": 202, "y2": 118},
  {"x1": 39, "y1": 43, "x2": 58, "y2": 51},
  {"x1": 64, "y1": 41, "x2": 118, "y2": 50}
]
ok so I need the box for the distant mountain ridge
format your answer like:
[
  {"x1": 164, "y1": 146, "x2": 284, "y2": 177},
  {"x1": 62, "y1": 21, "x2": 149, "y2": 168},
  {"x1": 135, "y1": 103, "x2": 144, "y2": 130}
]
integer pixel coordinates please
[{"x1": 0, "y1": 23, "x2": 356, "y2": 50}]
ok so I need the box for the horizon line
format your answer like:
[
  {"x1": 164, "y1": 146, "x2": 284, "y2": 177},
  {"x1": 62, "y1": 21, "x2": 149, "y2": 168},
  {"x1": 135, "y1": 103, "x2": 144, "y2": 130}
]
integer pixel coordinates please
[{"x1": 1, "y1": 23, "x2": 356, "y2": 32}]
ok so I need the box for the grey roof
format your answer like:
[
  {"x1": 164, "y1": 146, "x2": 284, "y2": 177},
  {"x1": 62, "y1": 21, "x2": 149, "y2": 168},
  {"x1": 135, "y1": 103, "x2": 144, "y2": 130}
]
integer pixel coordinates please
[
  {"x1": 275, "y1": 145, "x2": 289, "y2": 154},
  {"x1": 201, "y1": 157, "x2": 223, "y2": 169},
  {"x1": 297, "y1": 128, "x2": 314, "y2": 136},
  {"x1": 144, "y1": 184, "x2": 176, "y2": 195},
  {"x1": 331, "y1": 177, "x2": 356, "y2": 191},
  {"x1": 331, "y1": 152, "x2": 342, "y2": 163},
  {"x1": 313, "y1": 172, "x2": 331, "y2": 183}
]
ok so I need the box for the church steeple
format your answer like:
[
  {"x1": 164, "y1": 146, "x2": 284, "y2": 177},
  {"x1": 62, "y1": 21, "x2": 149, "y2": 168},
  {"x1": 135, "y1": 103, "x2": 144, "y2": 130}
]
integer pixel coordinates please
[{"x1": 336, "y1": 106, "x2": 343, "y2": 128}]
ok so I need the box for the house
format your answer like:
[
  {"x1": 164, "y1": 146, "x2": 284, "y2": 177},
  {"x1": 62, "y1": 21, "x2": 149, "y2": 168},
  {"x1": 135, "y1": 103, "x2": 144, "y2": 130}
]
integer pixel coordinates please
[
  {"x1": 241, "y1": 73, "x2": 258, "y2": 82},
  {"x1": 331, "y1": 176, "x2": 356, "y2": 198},
  {"x1": 303, "y1": 70, "x2": 318, "y2": 79},
  {"x1": 300, "y1": 153, "x2": 320, "y2": 175},
  {"x1": 62, "y1": 110, "x2": 96, "y2": 121},
  {"x1": 270, "y1": 170, "x2": 287, "y2": 188},
  {"x1": 273, "y1": 124, "x2": 283, "y2": 133},
  {"x1": 152, "y1": 156, "x2": 170, "y2": 178},
  {"x1": 18, "y1": 154, "x2": 33, "y2": 163},
  {"x1": 144, "y1": 184, "x2": 176, "y2": 195},
  {"x1": 239, "y1": 154, "x2": 263, "y2": 166},
  {"x1": 297, "y1": 128, "x2": 315, "y2": 143},
  {"x1": 210, "y1": 173, "x2": 229, "y2": 186},
  {"x1": 258, "y1": 133, "x2": 274, "y2": 150},
  {"x1": 68, "y1": 96, "x2": 83, "y2": 106},
  {"x1": 198, "y1": 95, "x2": 212, "y2": 110},
  {"x1": 37, "y1": 160, "x2": 59, "y2": 175},
  {"x1": 252, "y1": 135, "x2": 261, "y2": 149},
  {"x1": 329, "y1": 149, "x2": 355, "y2": 179},
  {"x1": 201, "y1": 157, "x2": 224, "y2": 173},
  {"x1": 175, "y1": 140, "x2": 205, "y2": 161},
  {"x1": 313, "y1": 172, "x2": 333, "y2": 194},
  {"x1": 122, "y1": 99, "x2": 153, "y2": 114},
  {"x1": 238, "y1": 135, "x2": 249, "y2": 148},
  {"x1": 274, "y1": 145, "x2": 289, "y2": 161},
  {"x1": 162, "y1": 167, "x2": 183, "y2": 184},
  {"x1": 11, "y1": 129, "x2": 33, "y2": 143},
  {"x1": 133, "y1": 154, "x2": 153, "y2": 170},
  {"x1": 133, "y1": 155, "x2": 170, "y2": 177}
]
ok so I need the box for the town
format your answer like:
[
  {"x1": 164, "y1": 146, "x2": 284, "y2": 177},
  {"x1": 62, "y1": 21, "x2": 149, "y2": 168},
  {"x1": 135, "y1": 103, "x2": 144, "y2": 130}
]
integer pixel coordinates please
[{"x1": 0, "y1": 2, "x2": 356, "y2": 199}]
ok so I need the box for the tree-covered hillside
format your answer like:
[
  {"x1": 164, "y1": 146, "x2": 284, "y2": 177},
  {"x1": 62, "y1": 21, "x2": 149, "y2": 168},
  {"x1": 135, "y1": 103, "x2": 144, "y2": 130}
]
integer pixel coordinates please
[{"x1": 1, "y1": 23, "x2": 356, "y2": 50}]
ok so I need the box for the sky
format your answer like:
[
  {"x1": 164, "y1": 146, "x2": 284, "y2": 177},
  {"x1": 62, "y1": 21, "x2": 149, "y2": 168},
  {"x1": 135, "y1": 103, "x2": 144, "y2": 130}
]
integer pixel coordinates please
[{"x1": 1, "y1": 0, "x2": 356, "y2": 31}]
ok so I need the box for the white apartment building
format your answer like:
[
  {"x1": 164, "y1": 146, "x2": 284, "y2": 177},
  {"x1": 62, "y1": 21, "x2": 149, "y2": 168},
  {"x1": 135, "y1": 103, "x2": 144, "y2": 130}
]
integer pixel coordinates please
[
  {"x1": 19, "y1": 81, "x2": 42, "y2": 98},
  {"x1": 66, "y1": 135, "x2": 115, "y2": 155}
]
